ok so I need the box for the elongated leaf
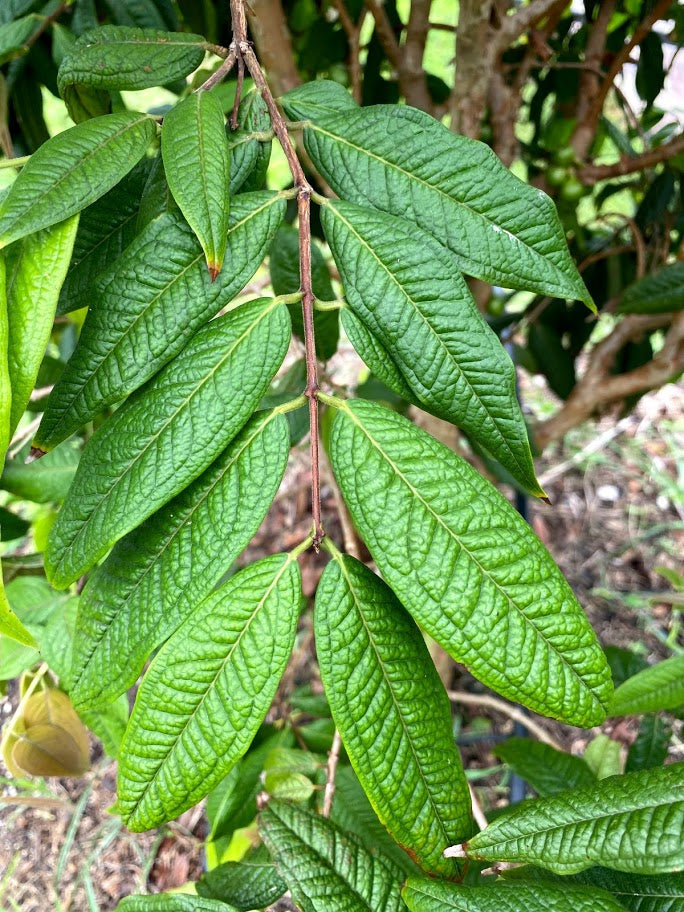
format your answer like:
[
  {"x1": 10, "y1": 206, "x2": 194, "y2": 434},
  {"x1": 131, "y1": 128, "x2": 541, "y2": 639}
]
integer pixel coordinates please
[
  {"x1": 0, "y1": 254, "x2": 9, "y2": 459},
  {"x1": 342, "y1": 309, "x2": 419, "y2": 406},
  {"x1": 197, "y1": 844, "x2": 286, "y2": 910},
  {"x1": 57, "y1": 159, "x2": 151, "y2": 315},
  {"x1": 118, "y1": 897, "x2": 239, "y2": 911},
  {"x1": 0, "y1": 113, "x2": 156, "y2": 248},
  {"x1": 259, "y1": 801, "x2": 406, "y2": 912},
  {"x1": 69, "y1": 410, "x2": 290, "y2": 710},
  {"x1": 494, "y1": 738, "x2": 595, "y2": 797},
  {"x1": 583, "y1": 734, "x2": 622, "y2": 780},
  {"x1": 315, "y1": 552, "x2": 472, "y2": 874},
  {"x1": 402, "y1": 878, "x2": 626, "y2": 912},
  {"x1": 117, "y1": 553, "x2": 302, "y2": 830},
  {"x1": 0, "y1": 13, "x2": 40, "y2": 65},
  {"x1": 229, "y1": 89, "x2": 272, "y2": 194},
  {"x1": 281, "y1": 84, "x2": 592, "y2": 307},
  {"x1": 626, "y1": 714, "x2": 672, "y2": 772},
  {"x1": 162, "y1": 91, "x2": 230, "y2": 277},
  {"x1": 5, "y1": 216, "x2": 79, "y2": 436},
  {"x1": 328, "y1": 398, "x2": 611, "y2": 726},
  {"x1": 1, "y1": 442, "x2": 80, "y2": 503},
  {"x1": 561, "y1": 868, "x2": 684, "y2": 912},
  {"x1": 618, "y1": 262, "x2": 684, "y2": 315},
  {"x1": 37, "y1": 192, "x2": 286, "y2": 451},
  {"x1": 611, "y1": 656, "x2": 684, "y2": 716},
  {"x1": 322, "y1": 201, "x2": 541, "y2": 495},
  {"x1": 0, "y1": 506, "x2": 29, "y2": 541},
  {"x1": 45, "y1": 297, "x2": 290, "y2": 588},
  {"x1": 58, "y1": 26, "x2": 206, "y2": 121},
  {"x1": 462, "y1": 763, "x2": 684, "y2": 874}
]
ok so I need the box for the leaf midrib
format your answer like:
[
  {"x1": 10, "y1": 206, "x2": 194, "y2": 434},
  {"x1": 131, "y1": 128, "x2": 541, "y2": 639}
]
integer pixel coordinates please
[{"x1": 340, "y1": 403, "x2": 604, "y2": 717}]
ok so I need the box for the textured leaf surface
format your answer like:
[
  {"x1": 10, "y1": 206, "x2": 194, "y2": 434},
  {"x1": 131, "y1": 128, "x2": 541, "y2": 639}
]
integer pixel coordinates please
[
  {"x1": 57, "y1": 160, "x2": 150, "y2": 315},
  {"x1": 197, "y1": 844, "x2": 286, "y2": 910},
  {"x1": 464, "y1": 763, "x2": 684, "y2": 874},
  {"x1": 37, "y1": 192, "x2": 286, "y2": 451},
  {"x1": 281, "y1": 86, "x2": 592, "y2": 306},
  {"x1": 618, "y1": 262, "x2": 684, "y2": 314},
  {"x1": 322, "y1": 201, "x2": 541, "y2": 494},
  {"x1": 5, "y1": 216, "x2": 79, "y2": 436},
  {"x1": 0, "y1": 575, "x2": 35, "y2": 646},
  {"x1": 341, "y1": 309, "x2": 418, "y2": 405},
  {"x1": 315, "y1": 552, "x2": 471, "y2": 874},
  {"x1": 564, "y1": 868, "x2": 684, "y2": 912},
  {"x1": 611, "y1": 656, "x2": 684, "y2": 715},
  {"x1": 260, "y1": 801, "x2": 406, "y2": 912},
  {"x1": 0, "y1": 14, "x2": 40, "y2": 64},
  {"x1": 494, "y1": 738, "x2": 595, "y2": 797},
  {"x1": 0, "y1": 255, "x2": 9, "y2": 459},
  {"x1": 584, "y1": 734, "x2": 622, "y2": 780},
  {"x1": 69, "y1": 410, "x2": 290, "y2": 710},
  {"x1": 402, "y1": 878, "x2": 626, "y2": 912},
  {"x1": 58, "y1": 26, "x2": 205, "y2": 120},
  {"x1": 117, "y1": 554, "x2": 302, "y2": 831},
  {"x1": 1, "y1": 442, "x2": 79, "y2": 503},
  {"x1": 45, "y1": 297, "x2": 290, "y2": 587},
  {"x1": 0, "y1": 113, "x2": 156, "y2": 247},
  {"x1": 626, "y1": 715, "x2": 671, "y2": 772},
  {"x1": 162, "y1": 91, "x2": 230, "y2": 276},
  {"x1": 229, "y1": 89, "x2": 272, "y2": 194},
  {"x1": 118, "y1": 896, "x2": 239, "y2": 911},
  {"x1": 328, "y1": 399, "x2": 611, "y2": 726}
]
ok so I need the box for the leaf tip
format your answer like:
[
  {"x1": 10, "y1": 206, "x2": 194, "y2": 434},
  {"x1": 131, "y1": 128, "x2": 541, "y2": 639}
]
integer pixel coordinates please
[
  {"x1": 27, "y1": 445, "x2": 47, "y2": 463},
  {"x1": 208, "y1": 261, "x2": 221, "y2": 281}
]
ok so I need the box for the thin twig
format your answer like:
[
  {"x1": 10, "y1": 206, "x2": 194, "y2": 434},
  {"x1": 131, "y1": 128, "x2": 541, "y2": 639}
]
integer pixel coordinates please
[
  {"x1": 230, "y1": 54, "x2": 245, "y2": 131},
  {"x1": 333, "y1": 0, "x2": 366, "y2": 104},
  {"x1": 447, "y1": 690, "x2": 564, "y2": 751},
  {"x1": 537, "y1": 416, "x2": 634, "y2": 487},
  {"x1": 322, "y1": 729, "x2": 343, "y2": 817},
  {"x1": 196, "y1": 48, "x2": 237, "y2": 93},
  {"x1": 25, "y1": 1, "x2": 70, "y2": 50},
  {"x1": 468, "y1": 783, "x2": 488, "y2": 831},
  {"x1": 577, "y1": 134, "x2": 684, "y2": 184}
]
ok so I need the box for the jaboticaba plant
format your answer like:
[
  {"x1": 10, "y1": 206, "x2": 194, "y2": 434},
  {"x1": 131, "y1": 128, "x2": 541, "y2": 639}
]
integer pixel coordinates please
[{"x1": 0, "y1": 1, "x2": 682, "y2": 910}]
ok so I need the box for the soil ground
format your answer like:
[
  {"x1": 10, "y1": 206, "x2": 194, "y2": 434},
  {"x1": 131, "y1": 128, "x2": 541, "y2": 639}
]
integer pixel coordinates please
[{"x1": 1, "y1": 369, "x2": 682, "y2": 911}]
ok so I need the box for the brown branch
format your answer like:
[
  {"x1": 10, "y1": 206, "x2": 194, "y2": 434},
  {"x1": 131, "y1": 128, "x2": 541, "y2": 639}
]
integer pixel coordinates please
[
  {"x1": 535, "y1": 312, "x2": 684, "y2": 449},
  {"x1": 447, "y1": 690, "x2": 564, "y2": 751},
  {"x1": 497, "y1": 0, "x2": 569, "y2": 49},
  {"x1": 232, "y1": 0, "x2": 324, "y2": 547},
  {"x1": 245, "y1": 0, "x2": 301, "y2": 97},
  {"x1": 197, "y1": 49, "x2": 237, "y2": 93},
  {"x1": 365, "y1": 0, "x2": 432, "y2": 110},
  {"x1": 322, "y1": 729, "x2": 343, "y2": 816},
  {"x1": 333, "y1": 0, "x2": 366, "y2": 104},
  {"x1": 25, "y1": 1, "x2": 70, "y2": 50},
  {"x1": 449, "y1": 0, "x2": 496, "y2": 138},
  {"x1": 364, "y1": 0, "x2": 402, "y2": 67},
  {"x1": 577, "y1": 134, "x2": 684, "y2": 184},
  {"x1": 571, "y1": 0, "x2": 616, "y2": 158}
]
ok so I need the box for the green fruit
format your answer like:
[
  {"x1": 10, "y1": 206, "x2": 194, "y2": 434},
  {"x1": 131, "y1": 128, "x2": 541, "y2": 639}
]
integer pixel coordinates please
[
  {"x1": 553, "y1": 146, "x2": 577, "y2": 166},
  {"x1": 560, "y1": 176, "x2": 587, "y2": 202},
  {"x1": 546, "y1": 165, "x2": 568, "y2": 187}
]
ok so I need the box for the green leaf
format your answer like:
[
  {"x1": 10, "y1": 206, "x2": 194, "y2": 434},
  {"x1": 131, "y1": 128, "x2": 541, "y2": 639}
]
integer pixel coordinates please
[
  {"x1": 315, "y1": 551, "x2": 472, "y2": 875},
  {"x1": 37, "y1": 192, "x2": 286, "y2": 451},
  {"x1": 342, "y1": 309, "x2": 419, "y2": 406},
  {"x1": 161, "y1": 90, "x2": 230, "y2": 277},
  {"x1": 229, "y1": 89, "x2": 272, "y2": 194},
  {"x1": 561, "y1": 868, "x2": 684, "y2": 912},
  {"x1": 0, "y1": 505, "x2": 29, "y2": 541},
  {"x1": 58, "y1": 26, "x2": 206, "y2": 122},
  {"x1": 611, "y1": 656, "x2": 684, "y2": 716},
  {"x1": 402, "y1": 878, "x2": 627, "y2": 912},
  {"x1": 494, "y1": 738, "x2": 595, "y2": 797},
  {"x1": 618, "y1": 262, "x2": 684, "y2": 315},
  {"x1": 117, "y1": 896, "x2": 239, "y2": 911},
  {"x1": 264, "y1": 770, "x2": 315, "y2": 802},
  {"x1": 626, "y1": 714, "x2": 672, "y2": 773},
  {"x1": 0, "y1": 113, "x2": 156, "y2": 248},
  {"x1": 117, "y1": 553, "x2": 302, "y2": 831},
  {"x1": 327, "y1": 398, "x2": 611, "y2": 727},
  {"x1": 462, "y1": 763, "x2": 684, "y2": 874},
  {"x1": 322, "y1": 201, "x2": 542, "y2": 495},
  {"x1": 269, "y1": 225, "x2": 339, "y2": 361},
  {"x1": 79, "y1": 694, "x2": 128, "y2": 758},
  {"x1": 259, "y1": 800, "x2": 407, "y2": 912},
  {"x1": 197, "y1": 843, "x2": 286, "y2": 911},
  {"x1": 39, "y1": 596, "x2": 79, "y2": 683},
  {"x1": 280, "y1": 79, "x2": 356, "y2": 121},
  {"x1": 57, "y1": 159, "x2": 151, "y2": 315},
  {"x1": 0, "y1": 574, "x2": 35, "y2": 647},
  {"x1": 0, "y1": 254, "x2": 9, "y2": 460},
  {"x1": 69, "y1": 410, "x2": 290, "y2": 710},
  {"x1": 1, "y1": 441, "x2": 80, "y2": 503},
  {"x1": 0, "y1": 13, "x2": 40, "y2": 65},
  {"x1": 5, "y1": 216, "x2": 79, "y2": 435},
  {"x1": 583, "y1": 734, "x2": 622, "y2": 780},
  {"x1": 45, "y1": 297, "x2": 290, "y2": 588},
  {"x1": 282, "y1": 84, "x2": 592, "y2": 307}
]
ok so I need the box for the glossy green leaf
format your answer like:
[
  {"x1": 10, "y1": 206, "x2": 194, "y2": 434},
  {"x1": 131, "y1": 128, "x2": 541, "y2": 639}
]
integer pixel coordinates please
[
  {"x1": 118, "y1": 896, "x2": 239, "y2": 911},
  {"x1": 45, "y1": 297, "x2": 290, "y2": 588},
  {"x1": 583, "y1": 734, "x2": 622, "y2": 779},
  {"x1": 626, "y1": 714, "x2": 672, "y2": 772},
  {"x1": 197, "y1": 843, "x2": 286, "y2": 911},
  {"x1": 57, "y1": 159, "x2": 151, "y2": 315},
  {"x1": 79, "y1": 694, "x2": 129, "y2": 759},
  {"x1": 619, "y1": 262, "x2": 684, "y2": 315},
  {"x1": 58, "y1": 26, "x2": 206, "y2": 121},
  {"x1": 559, "y1": 868, "x2": 684, "y2": 912},
  {"x1": 259, "y1": 800, "x2": 407, "y2": 912},
  {"x1": 229, "y1": 89, "x2": 272, "y2": 194},
  {"x1": 280, "y1": 79, "x2": 356, "y2": 121},
  {"x1": 117, "y1": 553, "x2": 302, "y2": 831},
  {"x1": 269, "y1": 224, "x2": 339, "y2": 361},
  {"x1": 0, "y1": 13, "x2": 40, "y2": 65},
  {"x1": 5, "y1": 216, "x2": 79, "y2": 436},
  {"x1": 0, "y1": 574, "x2": 35, "y2": 647},
  {"x1": 315, "y1": 551, "x2": 472, "y2": 874},
  {"x1": 494, "y1": 738, "x2": 595, "y2": 797},
  {"x1": 322, "y1": 201, "x2": 542, "y2": 495},
  {"x1": 0, "y1": 113, "x2": 156, "y2": 248},
  {"x1": 0, "y1": 254, "x2": 9, "y2": 459},
  {"x1": 162, "y1": 90, "x2": 230, "y2": 277},
  {"x1": 463, "y1": 763, "x2": 684, "y2": 874},
  {"x1": 69, "y1": 410, "x2": 290, "y2": 710},
  {"x1": 611, "y1": 656, "x2": 684, "y2": 716},
  {"x1": 328, "y1": 398, "x2": 611, "y2": 726},
  {"x1": 282, "y1": 84, "x2": 593, "y2": 307},
  {"x1": 402, "y1": 878, "x2": 626, "y2": 912},
  {"x1": 37, "y1": 192, "x2": 286, "y2": 451},
  {"x1": 1, "y1": 441, "x2": 79, "y2": 503},
  {"x1": 0, "y1": 506, "x2": 29, "y2": 541},
  {"x1": 342, "y1": 309, "x2": 419, "y2": 406}
]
